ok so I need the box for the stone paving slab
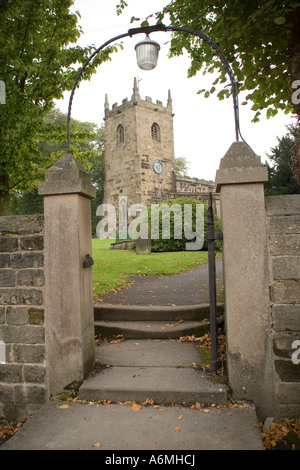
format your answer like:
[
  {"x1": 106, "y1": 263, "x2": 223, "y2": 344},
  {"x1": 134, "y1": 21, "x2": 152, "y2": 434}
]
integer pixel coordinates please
[
  {"x1": 78, "y1": 366, "x2": 227, "y2": 405},
  {"x1": 0, "y1": 400, "x2": 264, "y2": 451},
  {"x1": 95, "y1": 320, "x2": 208, "y2": 339},
  {"x1": 95, "y1": 339, "x2": 205, "y2": 368}
]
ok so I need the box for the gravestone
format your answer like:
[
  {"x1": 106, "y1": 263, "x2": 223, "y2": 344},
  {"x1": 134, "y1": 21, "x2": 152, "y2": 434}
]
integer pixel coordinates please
[{"x1": 136, "y1": 235, "x2": 151, "y2": 255}]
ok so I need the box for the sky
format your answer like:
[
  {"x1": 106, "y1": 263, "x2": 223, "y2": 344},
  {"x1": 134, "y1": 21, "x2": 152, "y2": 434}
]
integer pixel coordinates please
[{"x1": 55, "y1": 0, "x2": 295, "y2": 182}]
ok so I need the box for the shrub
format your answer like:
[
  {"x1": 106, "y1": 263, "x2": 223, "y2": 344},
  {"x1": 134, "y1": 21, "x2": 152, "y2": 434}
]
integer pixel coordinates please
[{"x1": 144, "y1": 197, "x2": 222, "y2": 252}]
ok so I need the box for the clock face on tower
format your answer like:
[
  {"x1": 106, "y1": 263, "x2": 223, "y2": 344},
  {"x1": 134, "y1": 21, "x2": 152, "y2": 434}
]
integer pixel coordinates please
[{"x1": 153, "y1": 161, "x2": 163, "y2": 175}]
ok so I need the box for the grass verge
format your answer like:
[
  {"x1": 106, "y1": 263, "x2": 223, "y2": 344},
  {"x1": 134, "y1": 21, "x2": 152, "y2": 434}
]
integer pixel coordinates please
[{"x1": 92, "y1": 238, "x2": 209, "y2": 302}]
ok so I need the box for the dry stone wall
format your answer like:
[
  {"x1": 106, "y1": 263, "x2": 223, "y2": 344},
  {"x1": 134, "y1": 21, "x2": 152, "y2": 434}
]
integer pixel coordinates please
[
  {"x1": 0, "y1": 215, "x2": 46, "y2": 423},
  {"x1": 266, "y1": 195, "x2": 300, "y2": 420}
]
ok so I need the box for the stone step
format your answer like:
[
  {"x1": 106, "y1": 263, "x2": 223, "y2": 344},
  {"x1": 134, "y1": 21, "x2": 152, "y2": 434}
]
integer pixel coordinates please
[
  {"x1": 79, "y1": 366, "x2": 227, "y2": 406},
  {"x1": 78, "y1": 340, "x2": 227, "y2": 406},
  {"x1": 94, "y1": 339, "x2": 205, "y2": 368},
  {"x1": 83, "y1": 304, "x2": 227, "y2": 409},
  {"x1": 0, "y1": 400, "x2": 264, "y2": 450},
  {"x1": 94, "y1": 303, "x2": 224, "y2": 322},
  {"x1": 95, "y1": 319, "x2": 210, "y2": 339}
]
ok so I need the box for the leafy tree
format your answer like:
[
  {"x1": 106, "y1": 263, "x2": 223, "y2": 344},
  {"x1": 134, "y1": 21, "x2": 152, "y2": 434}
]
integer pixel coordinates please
[
  {"x1": 90, "y1": 126, "x2": 105, "y2": 236},
  {"x1": 174, "y1": 156, "x2": 190, "y2": 176},
  {"x1": 9, "y1": 189, "x2": 44, "y2": 215},
  {"x1": 0, "y1": 0, "x2": 118, "y2": 215},
  {"x1": 121, "y1": 0, "x2": 300, "y2": 183},
  {"x1": 9, "y1": 108, "x2": 106, "y2": 235},
  {"x1": 143, "y1": 1, "x2": 300, "y2": 119},
  {"x1": 265, "y1": 125, "x2": 300, "y2": 195}
]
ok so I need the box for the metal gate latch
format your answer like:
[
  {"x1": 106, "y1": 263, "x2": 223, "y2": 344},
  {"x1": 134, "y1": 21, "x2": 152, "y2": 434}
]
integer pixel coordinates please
[{"x1": 83, "y1": 254, "x2": 94, "y2": 268}]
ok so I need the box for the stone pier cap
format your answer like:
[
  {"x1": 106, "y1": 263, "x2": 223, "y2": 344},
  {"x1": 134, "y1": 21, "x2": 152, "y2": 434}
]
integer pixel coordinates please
[
  {"x1": 215, "y1": 141, "x2": 268, "y2": 192},
  {"x1": 39, "y1": 153, "x2": 96, "y2": 199}
]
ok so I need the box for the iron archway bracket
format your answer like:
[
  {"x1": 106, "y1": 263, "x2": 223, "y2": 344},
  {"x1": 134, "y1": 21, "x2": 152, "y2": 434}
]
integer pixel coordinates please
[{"x1": 67, "y1": 23, "x2": 244, "y2": 153}]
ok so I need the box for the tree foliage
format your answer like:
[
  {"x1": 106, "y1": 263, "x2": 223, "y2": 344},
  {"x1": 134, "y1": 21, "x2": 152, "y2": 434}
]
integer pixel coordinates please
[
  {"x1": 9, "y1": 107, "x2": 106, "y2": 235},
  {"x1": 121, "y1": 0, "x2": 300, "y2": 184},
  {"x1": 174, "y1": 156, "x2": 190, "y2": 176},
  {"x1": 265, "y1": 125, "x2": 300, "y2": 195},
  {"x1": 0, "y1": 0, "x2": 118, "y2": 215},
  {"x1": 127, "y1": 0, "x2": 300, "y2": 121}
]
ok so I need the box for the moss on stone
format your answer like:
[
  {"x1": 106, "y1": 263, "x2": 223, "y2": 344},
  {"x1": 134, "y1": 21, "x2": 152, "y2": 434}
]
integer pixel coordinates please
[{"x1": 28, "y1": 308, "x2": 44, "y2": 325}]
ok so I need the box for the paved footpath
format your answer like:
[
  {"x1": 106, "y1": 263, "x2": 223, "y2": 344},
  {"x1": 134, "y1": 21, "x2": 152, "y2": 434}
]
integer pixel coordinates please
[
  {"x1": 0, "y1": 259, "x2": 265, "y2": 452},
  {"x1": 0, "y1": 399, "x2": 264, "y2": 451},
  {"x1": 100, "y1": 258, "x2": 224, "y2": 306}
]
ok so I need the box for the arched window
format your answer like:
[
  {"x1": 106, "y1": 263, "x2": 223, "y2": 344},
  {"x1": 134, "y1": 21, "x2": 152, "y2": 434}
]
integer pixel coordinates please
[
  {"x1": 117, "y1": 124, "x2": 124, "y2": 143},
  {"x1": 151, "y1": 122, "x2": 160, "y2": 141}
]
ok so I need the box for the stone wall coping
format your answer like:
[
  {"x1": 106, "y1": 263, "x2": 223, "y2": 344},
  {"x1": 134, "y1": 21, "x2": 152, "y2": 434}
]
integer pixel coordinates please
[
  {"x1": 215, "y1": 166, "x2": 268, "y2": 192},
  {"x1": 215, "y1": 141, "x2": 268, "y2": 192},
  {"x1": 38, "y1": 154, "x2": 96, "y2": 199},
  {"x1": 265, "y1": 194, "x2": 300, "y2": 216},
  {"x1": 0, "y1": 215, "x2": 44, "y2": 234}
]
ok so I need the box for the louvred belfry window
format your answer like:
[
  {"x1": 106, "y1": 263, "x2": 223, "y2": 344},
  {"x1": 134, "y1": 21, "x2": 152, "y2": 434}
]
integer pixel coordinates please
[
  {"x1": 117, "y1": 124, "x2": 124, "y2": 143},
  {"x1": 151, "y1": 122, "x2": 160, "y2": 141}
]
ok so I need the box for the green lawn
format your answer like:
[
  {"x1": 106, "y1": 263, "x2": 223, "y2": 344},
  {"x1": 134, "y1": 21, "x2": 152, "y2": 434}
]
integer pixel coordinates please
[{"x1": 92, "y1": 238, "x2": 209, "y2": 302}]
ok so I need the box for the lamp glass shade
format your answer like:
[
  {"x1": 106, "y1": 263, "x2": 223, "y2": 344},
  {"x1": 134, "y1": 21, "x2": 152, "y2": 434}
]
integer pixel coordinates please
[{"x1": 135, "y1": 35, "x2": 160, "y2": 70}]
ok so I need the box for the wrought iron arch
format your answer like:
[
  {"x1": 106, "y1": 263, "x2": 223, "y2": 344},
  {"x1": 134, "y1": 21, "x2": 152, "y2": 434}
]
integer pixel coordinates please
[
  {"x1": 66, "y1": 23, "x2": 249, "y2": 373},
  {"x1": 67, "y1": 24, "x2": 246, "y2": 153}
]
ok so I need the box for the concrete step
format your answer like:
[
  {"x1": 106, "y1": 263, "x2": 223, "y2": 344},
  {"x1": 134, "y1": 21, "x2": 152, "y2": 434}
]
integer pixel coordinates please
[
  {"x1": 0, "y1": 400, "x2": 264, "y2": 450},
  {"x1": 79, "y1": 366, "x2": 227, "y2": 406},
  {"x1": 94, "y1": 339, "x2": 205, "y2": 368},
  {"x1": 78, "y1": 340, "x2": 227, "y2": 406},
  {"x1": 94, "y1": 319, "x2": 210, "y2": 339},
  {"x1": 94, "y1": 303, "x2": 224, "y2": 322}
]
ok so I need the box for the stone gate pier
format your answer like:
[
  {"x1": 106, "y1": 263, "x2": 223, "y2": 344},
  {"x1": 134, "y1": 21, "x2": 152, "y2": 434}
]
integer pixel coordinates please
[
  {"x1": 216, "y1": 141, "x2": 300, "y2": 420},
  {"x1": 38, "y1": 154, "x2": 96, "y2": 396}
]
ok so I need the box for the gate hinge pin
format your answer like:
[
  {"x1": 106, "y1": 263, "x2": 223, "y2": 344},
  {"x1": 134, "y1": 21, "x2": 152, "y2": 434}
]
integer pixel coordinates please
[{"x1": 83, "y1": 254, "x2": 94, "y2": 268}]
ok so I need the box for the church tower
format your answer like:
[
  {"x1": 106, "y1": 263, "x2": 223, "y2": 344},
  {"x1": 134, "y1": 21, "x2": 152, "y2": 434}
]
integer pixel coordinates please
[{"x1": 103, "y1": 78, "x2": 175, "y2": 213}]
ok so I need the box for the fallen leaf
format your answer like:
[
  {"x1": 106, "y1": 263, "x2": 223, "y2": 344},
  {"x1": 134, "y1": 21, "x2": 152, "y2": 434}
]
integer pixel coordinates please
[
  {"x1": 131, "y1": 403, "x2": 142, "y2": 412},
  {"x1": 178, "y1": 415, "x2": 183, "y2": 420},
  {"x1": 59, "y1": 404, "x2": 69, "y2": 409},
  {"x1": 93, "y1": 441, "x2": 102, "y2": 448},
  {"x1": 194, "y1": 402, "x2": 203, "y2": 410},
  {"x1": 174, "y1": 427, "x2": 181, "y2": 432},
  {"x1": 141, "y1": 398, "x2": 154, "y2": 405}
]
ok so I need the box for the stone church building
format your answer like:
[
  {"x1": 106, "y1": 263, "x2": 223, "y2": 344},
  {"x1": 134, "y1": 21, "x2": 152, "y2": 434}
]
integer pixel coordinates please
[{"x1": 103, "y1": 78, "x2": 219, "y2": 218}]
